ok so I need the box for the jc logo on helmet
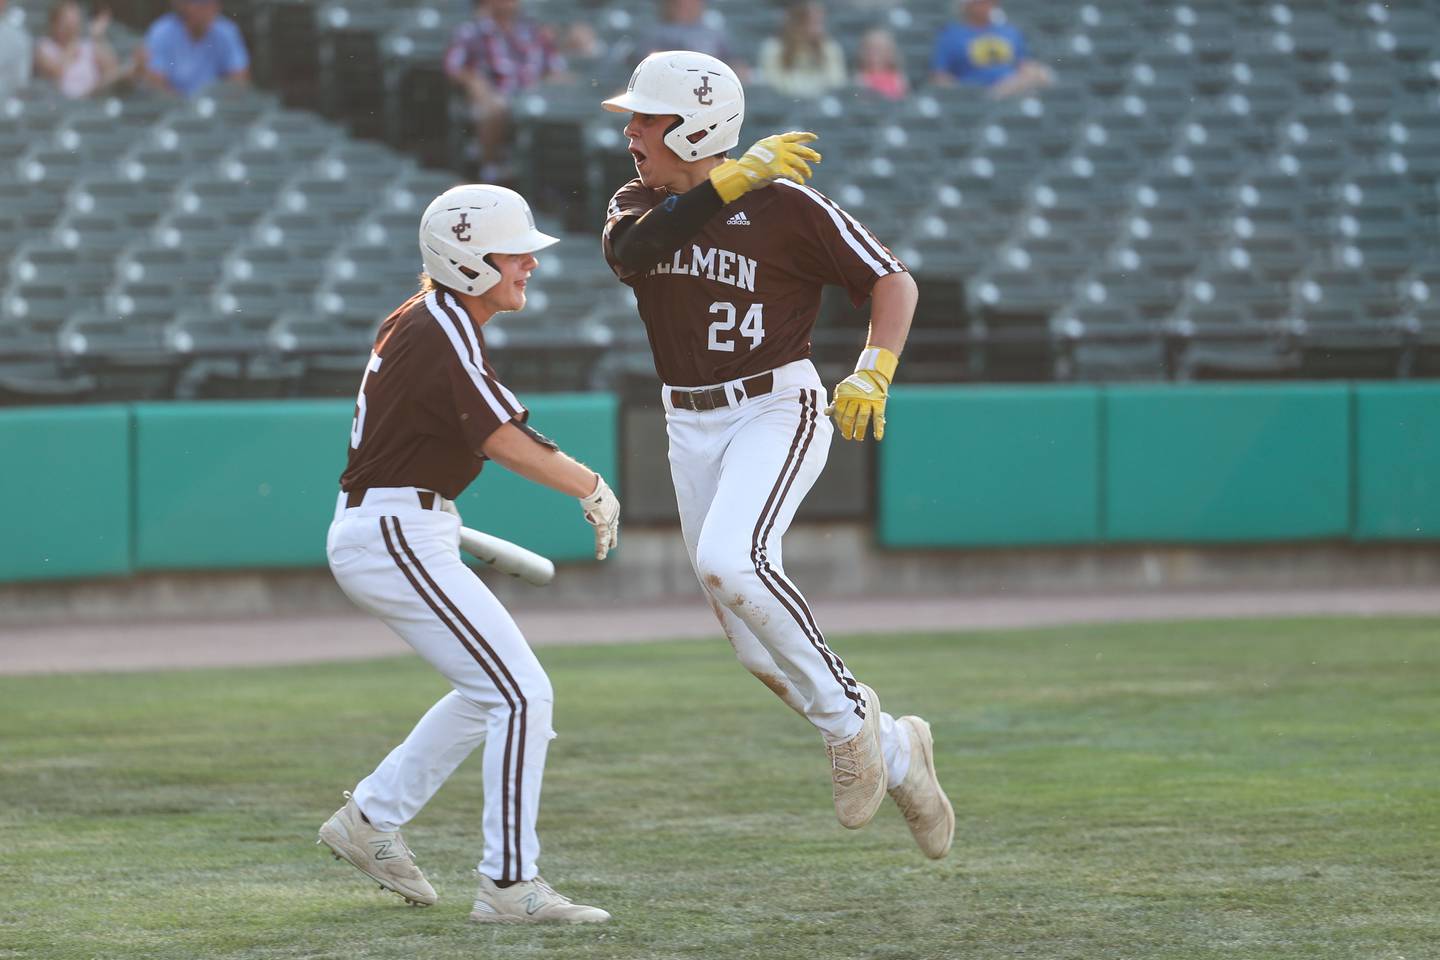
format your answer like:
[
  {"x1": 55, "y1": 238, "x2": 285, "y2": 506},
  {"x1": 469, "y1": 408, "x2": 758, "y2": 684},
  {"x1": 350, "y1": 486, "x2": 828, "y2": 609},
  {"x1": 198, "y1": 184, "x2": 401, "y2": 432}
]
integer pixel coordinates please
[
  {"x1": 693, "y1": 75, "x2": 713, "y2": 105},
  {"x1": 452, "y1": 213, "x2": 472, "y2": 242}
]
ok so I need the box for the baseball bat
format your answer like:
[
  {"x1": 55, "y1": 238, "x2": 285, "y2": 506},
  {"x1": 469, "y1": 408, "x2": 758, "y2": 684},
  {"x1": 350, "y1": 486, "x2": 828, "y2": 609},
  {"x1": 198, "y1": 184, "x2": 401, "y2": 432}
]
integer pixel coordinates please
[{"x1": 459, "y1": 527, "x2": 555, "y2": 586}]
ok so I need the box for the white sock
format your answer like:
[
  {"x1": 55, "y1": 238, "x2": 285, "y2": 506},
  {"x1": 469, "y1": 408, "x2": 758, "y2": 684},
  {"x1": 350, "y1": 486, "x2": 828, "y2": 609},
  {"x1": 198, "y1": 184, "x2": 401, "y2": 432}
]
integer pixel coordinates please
[{"x1": 880, "y1": 712, "x2": 911, "y2": 786}]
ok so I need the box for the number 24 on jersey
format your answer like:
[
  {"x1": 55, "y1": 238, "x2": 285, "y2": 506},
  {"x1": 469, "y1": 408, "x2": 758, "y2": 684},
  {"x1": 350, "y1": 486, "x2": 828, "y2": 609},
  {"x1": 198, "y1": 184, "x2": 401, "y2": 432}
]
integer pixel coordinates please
[{"x1": 707, "y1": 301, "x2": 765, "y2": 353}]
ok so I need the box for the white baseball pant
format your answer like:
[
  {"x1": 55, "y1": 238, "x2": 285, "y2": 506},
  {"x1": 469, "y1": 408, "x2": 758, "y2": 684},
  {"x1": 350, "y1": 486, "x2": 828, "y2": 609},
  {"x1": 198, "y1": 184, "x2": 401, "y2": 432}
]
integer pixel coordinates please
[
  {"x1": 326, "y1": 488, "x2": 555, "y2": 884},
  {"x1": 664, "y1": 359, "x2": 909, "y2": 780}
]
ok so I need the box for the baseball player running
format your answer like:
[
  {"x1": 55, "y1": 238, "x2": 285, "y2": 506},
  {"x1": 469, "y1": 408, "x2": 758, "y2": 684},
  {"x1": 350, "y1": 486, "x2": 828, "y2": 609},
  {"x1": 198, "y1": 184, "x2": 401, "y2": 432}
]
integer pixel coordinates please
[
  {"x1": 600, "y1": 51, "x2": 953, "y2": 858},
  {"x1": 318, "y1": 184, "x2": 619, "y2": 923}
]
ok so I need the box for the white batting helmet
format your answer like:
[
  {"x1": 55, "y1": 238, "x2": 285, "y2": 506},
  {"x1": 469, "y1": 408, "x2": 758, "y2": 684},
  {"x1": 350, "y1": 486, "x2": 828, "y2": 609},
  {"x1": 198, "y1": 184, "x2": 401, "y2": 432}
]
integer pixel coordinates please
[
  {"x1": 418, "y1": 185, "x2": 558, "y2": 296},
  {"x1": 602, "y1": 50, "x2": 745, "y2": 161}
]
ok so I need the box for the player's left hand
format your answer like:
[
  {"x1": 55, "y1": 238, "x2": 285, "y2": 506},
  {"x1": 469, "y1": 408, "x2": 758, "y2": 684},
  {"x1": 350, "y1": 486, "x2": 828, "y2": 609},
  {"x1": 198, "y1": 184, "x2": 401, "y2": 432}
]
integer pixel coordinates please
[
  {"x1": 579, "y1": 473, "x2": 620, "y2": 559},
  {"x1": 709, "y1": 131, "x2": 822, "y2": 204},
  {"x1": 827, "y1": 370, "x2": 891, "y2": 442},
  {"x1": 826, "y1": 345, "x2": 900, "y2": 442}
]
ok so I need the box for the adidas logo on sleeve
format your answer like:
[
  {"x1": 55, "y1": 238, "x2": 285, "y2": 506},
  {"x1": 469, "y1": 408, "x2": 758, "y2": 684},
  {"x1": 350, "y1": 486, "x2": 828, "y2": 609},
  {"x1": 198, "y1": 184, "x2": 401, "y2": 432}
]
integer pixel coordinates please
[{"x1": 726, "y1": 211, "x2": 751, "y2": 226}]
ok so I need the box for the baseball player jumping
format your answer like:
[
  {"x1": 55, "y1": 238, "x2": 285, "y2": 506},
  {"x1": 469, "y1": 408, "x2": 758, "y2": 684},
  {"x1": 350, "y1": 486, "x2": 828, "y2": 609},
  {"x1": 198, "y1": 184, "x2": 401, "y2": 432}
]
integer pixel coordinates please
[
  {"x1": 318, "y1": 184, "x2": 619, "y2": 922},
  {"x1": 600, "y1": 51, "x2": 953, "y2": 858}
]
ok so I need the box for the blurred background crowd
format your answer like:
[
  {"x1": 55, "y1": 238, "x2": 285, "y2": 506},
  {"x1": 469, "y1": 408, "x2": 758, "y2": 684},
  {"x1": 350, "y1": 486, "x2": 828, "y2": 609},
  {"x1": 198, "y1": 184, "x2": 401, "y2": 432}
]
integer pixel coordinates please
[
  {"x1": 0, "y1": 0, "x2": 1056, "y2": 178},
  {"x1": 1, "y1": 0, "x2": 1438, "y2": 406}
]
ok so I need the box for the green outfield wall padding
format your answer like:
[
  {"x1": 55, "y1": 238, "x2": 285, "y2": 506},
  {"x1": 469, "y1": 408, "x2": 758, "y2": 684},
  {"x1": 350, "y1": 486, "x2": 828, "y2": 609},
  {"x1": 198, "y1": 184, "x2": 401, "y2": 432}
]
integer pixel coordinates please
[
  {"x1": 1104, "y1": 384, "x2": 1351, "y2": 542},
  {"x1": 878, "y1": 386, "x2": 1102, "y2": 547},
  {"x1": 134, "y1": 401, "x2": 352, "y2": 569},
  {"x1": 133, "y1": 395, "x2": 619, "y2": 571},
  {"x1": 0, "y1": 406, "x2": 132, "y2": 583},
  {"x1": 1353, "y1": 383, "x2": 1440, "y2": 540}
]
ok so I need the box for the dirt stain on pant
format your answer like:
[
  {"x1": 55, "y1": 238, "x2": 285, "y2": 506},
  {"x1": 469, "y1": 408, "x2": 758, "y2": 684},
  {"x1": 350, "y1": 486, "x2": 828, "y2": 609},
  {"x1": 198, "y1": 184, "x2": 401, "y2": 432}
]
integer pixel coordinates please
[
  {"x1": 752, "y1": 670, "x2": 793, "y2": 700},
  {"x1": 706, "y1": 596, "x2": 796, "y2": 704},
  {"x1": 707, "y1": 595, "x2": 728, "y2": 626}
]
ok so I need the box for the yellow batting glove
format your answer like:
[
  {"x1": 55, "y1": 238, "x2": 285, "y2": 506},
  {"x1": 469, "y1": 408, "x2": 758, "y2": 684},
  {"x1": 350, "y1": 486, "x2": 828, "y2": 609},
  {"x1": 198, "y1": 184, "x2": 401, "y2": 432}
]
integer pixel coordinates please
[
  {"x1": 826, "y1": 346, "x2": 899, "y2": 442},
  {"x1": 709, "y1": 131, "x2": 822, "y2": 204}
]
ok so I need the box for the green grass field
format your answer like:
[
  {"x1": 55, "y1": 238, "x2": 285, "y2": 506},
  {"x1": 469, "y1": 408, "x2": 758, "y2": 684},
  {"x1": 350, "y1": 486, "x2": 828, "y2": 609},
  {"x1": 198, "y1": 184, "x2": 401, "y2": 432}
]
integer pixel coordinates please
[{"x1": 3, "y1": 618, "x2": 1438, "y2": 960}]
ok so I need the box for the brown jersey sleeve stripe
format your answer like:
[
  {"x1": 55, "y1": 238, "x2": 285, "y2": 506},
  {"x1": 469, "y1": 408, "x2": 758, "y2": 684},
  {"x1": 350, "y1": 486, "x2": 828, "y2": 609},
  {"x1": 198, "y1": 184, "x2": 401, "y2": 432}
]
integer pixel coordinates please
[
  {"x1": 776, "y1": 180, "x2": 904, "y2": 276},
  {"x1": 813, "y1": 183, "x2": 904, "y2": 274},
  {"x1": 432, "y1": 291, "x2": 480, "y2": 372},
  {"x1": 382, "y1": 516, "x2": 529, "y2": 882},
  {"x1": 439, "y1": 291, "x2": 480, "y2": 368},
  {"x1": 808, "y1": 185, "x2": 905, "y2": 274},
  {"x1": 439, "y1": 291, "x2": 526, "y2": 420},
  {"x1": 427, "y1": 292, "x2": 521, "y2": 425},
  {"x1": 483, "y1": 372, "x2": 523, "y2": 420}
]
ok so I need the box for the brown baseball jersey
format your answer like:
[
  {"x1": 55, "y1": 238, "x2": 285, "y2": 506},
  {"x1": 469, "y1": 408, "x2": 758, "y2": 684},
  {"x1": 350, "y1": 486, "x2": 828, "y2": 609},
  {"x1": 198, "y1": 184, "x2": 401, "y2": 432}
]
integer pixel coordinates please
[
  {"x1": 603, "y1": 178, "x2": 908, "y2": 387},
  {"x1": 340, "y1": 289, "x2": 530, "y2": 501}
]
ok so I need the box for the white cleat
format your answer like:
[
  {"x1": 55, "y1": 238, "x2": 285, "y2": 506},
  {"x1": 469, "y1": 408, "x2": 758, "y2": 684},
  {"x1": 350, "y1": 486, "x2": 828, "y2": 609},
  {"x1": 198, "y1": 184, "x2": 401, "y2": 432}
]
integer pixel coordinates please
[
  {"x1": 317, "y1": 792, "x2": 437, "y2": 907},
  {"x1": 828, "y1": 682, "x2": 887, "y2": 829},
  {"x1": 469, "y1": 874, "x2": 611, "y2": 924},
  {"x1": 889, "y1": 716, "x2": 955, "y2": 859}
]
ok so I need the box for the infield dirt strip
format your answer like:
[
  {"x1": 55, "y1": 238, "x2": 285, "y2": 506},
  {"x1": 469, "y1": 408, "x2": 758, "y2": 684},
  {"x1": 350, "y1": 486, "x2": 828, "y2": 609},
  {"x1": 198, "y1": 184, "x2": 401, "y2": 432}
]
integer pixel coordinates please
[{"x1": 3, "y1": 585, "x2": 1438, "y2": 675}]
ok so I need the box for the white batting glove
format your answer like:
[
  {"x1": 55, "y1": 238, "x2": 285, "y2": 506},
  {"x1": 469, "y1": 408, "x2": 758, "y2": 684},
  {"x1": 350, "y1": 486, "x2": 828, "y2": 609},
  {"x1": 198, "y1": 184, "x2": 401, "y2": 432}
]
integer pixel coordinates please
[{"x1": 579, "y1": 474, "x2": 620, "y2": 560}]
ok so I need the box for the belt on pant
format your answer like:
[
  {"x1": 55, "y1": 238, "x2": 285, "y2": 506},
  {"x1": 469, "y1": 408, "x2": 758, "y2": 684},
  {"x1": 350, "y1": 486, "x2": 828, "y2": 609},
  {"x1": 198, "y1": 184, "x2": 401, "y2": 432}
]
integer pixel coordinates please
[
  {"x1": 669, "y1": 372, "x2": 775, "y2": 412},
  {"x1": 345, "y1": 488, "x2": 440, "y2": 511}
]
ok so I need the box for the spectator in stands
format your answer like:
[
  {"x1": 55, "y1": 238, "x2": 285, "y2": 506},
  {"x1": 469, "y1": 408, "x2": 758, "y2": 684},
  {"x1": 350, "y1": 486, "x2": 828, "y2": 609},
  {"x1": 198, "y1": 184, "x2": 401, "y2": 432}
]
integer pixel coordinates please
[
  {"x1": 757, "y1": 1, "x2": 846, "y2": 100},
  {"x1": 445, "y1": 0, "x2": 566, "y2": 183},
  {"x1": 0, "y1": 0, "x2": 33, "y2": 99},
  {"x1": 561, "y1": 21, "x2": 601, "y2": 62},
  {"x1": 137, "y1": 0, "x2": 249, "y2": 97},
  {"x1": 855, "y1": 26, "x2": 908, "y2": 101},
  {"x1": 35, "y1": 1, "x2": 125, "y2": 99},
  {"x1": 930, "y1": 0, "x2": 1053, "y2": 99},
  {"x1": 641, "y1": 0, "x2": 741, "y2": 73},
  {"x1": 558, "y1": 21, "x2": 623, "y2": 82}
]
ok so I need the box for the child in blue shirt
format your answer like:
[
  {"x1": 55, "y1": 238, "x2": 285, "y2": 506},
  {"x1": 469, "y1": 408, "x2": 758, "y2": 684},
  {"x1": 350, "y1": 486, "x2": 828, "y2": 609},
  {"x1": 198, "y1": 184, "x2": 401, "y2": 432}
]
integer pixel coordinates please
[{"x1": 930, "y1": 0, "x2": 1053, "y2": 98}]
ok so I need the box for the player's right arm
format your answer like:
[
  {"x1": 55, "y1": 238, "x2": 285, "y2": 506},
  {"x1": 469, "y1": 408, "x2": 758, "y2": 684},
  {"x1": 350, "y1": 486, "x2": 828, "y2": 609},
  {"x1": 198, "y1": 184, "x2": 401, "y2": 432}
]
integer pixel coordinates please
[
  {"x1": 480, "y1": 425, "x2": 620, "y2": 560},
  {"x1": 481, "y1": 424, "x2": 595, "y2": 498},
  {"x1": 433, "y1": 308, "x2": 620, "y2": 558},
  {"x1": 828, "y1": 271, "x2": 917, "y2": 442}
]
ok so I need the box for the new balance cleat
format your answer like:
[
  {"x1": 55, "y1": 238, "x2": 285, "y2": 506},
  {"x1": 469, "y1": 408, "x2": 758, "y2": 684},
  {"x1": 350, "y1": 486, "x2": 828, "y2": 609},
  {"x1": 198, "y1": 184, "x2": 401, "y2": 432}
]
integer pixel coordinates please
[
  {"x1": 317, "y1": 792, "x2": 437, "y2": 907},
  {"x1": 828, "y1": 682, "x2": 887, "y2": 829},
  {"x1": 469, "y1": 874, "x2": 610, "y2": 924},
  {"x1": 888, "y1": 716, "x2": 955, "y2": 859}
]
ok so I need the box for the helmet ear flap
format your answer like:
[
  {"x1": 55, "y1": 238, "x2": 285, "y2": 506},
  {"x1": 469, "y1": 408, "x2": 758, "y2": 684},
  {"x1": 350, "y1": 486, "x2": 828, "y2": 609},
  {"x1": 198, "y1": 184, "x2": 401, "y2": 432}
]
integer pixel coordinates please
[
  {"x1": 665, "y1": 116, "x2": 714, "y2": 158},
  {"x1": 421, "y1": 228, "x2": 502, "y2": 295}
]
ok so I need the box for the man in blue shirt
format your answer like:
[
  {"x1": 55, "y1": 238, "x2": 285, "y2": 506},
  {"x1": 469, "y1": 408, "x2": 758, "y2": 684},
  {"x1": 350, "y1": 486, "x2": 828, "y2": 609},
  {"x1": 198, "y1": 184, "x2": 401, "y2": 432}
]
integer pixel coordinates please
[
  {"x1": 930, "y1": 0, "x2": 1053, "y2": 99},
  {"x1": 137, "y1": 0, "x2": 249, "y2": 97}
]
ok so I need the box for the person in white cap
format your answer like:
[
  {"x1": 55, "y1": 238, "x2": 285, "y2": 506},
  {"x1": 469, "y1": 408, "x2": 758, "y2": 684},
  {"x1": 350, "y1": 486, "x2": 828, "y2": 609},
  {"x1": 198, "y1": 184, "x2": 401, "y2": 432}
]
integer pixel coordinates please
[{"x1": 317, "y1": 184, "x2": 618, "y2": 923}]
